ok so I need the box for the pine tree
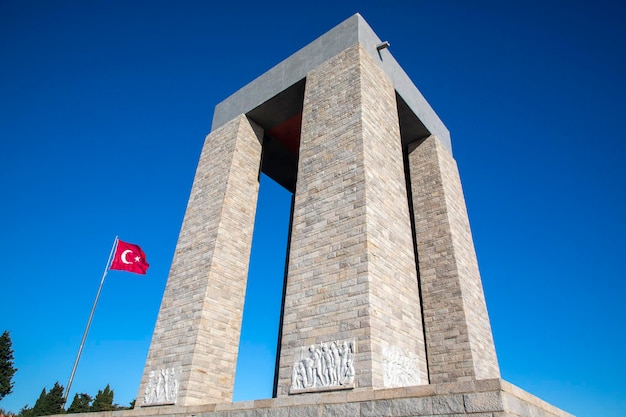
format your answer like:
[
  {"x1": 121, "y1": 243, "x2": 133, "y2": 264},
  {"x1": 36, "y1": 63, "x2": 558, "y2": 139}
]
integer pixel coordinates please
[
  {"x1": 30, "y1": 383, "x2": 64, "y2": 416},
  {"x1": 30, "y1": 388, "x2": 47, "y2": 417},
  {"x1": 44, "y1": 383, "x2": 64, "y2": 416},
  {"x1": 66, "y1": 393, "x2": 92, "y2": 414},
  {"x1": 0, "y1": 331, "x2": 17, "y2": 400},
  {"x1": 90, "y1": 385, "x2": 114, "y2": 412},
  {"x1": 18, "y1": 404, "x2": 34, "y2": 417}
]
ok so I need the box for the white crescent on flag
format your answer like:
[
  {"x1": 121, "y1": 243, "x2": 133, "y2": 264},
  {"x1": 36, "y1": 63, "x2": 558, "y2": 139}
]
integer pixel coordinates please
[{"x1": 121, "y1": 249, "x2": 134, "y2": 264}]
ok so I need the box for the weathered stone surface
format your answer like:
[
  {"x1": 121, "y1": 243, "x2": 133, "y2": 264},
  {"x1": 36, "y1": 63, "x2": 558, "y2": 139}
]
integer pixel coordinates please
[
  {"x1": 408, "y1": 135, "x2": 500, "y2": 383},
  {"x1": 361, "y1": 397, "x2": 434, "y2": 417},
  {"x1": 137, "y1": 115, "x2": 263, "y2": 406},
  {"x1": 463, "y1": 391, "x2": 503, "y2": 413},
  {"x1": 232, "y1": 408, "x2": 268, "y2": 417},
  {"x1": 433, "y1": 394, "x2": 465, "y2": 414},
  {"x1": 502, "y1": 392, "x2": 534, "y2": 417},
  {"x1": 276, "y1": 43, "x2": 427, "y2": 396},
  {"x1": 474, "y1": 379, "x2": 503, "y2": 393},
  {"x1": 201, "y1": 413, "x2": 229, "y2": 417},
  {"x1": 360, "y1": 399, "x2": 392, "y2": 417},
  {"x1": 391, "y1": 397, "x2": 433, "y2": 416},
  {"x1": 288, "y1": 405, "x2": 318, "y2": 417},
  {"x1": 265, "y1": 407, "x2": 290, "y2": 417},
  {"x1": 52, "y1": 379, "x2": 575, "y2": 417},
  {"x1": 322, "y1": 402, "x2": 359, "y2": 417}
]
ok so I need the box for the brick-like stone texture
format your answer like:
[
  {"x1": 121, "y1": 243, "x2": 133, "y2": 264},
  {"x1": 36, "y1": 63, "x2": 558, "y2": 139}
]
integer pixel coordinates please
[
  {"x1": 408, "y1": 135, "x2": 500, "y2": 383},
  {"x1": 137, "y1": 115, "x2": 263, "y2": 405},
  {"x1": 275, "y1": 44, "x2": 428, "y2": 396},
  {"x1": 58, "y1": 379, "x2": 573, "y2": 417}
]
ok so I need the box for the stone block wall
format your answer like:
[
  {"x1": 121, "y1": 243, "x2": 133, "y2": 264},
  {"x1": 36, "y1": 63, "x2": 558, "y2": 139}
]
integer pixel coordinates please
[
  {"x1": 137, "y1": 115, "x2": 263, "y2": 405},
  {"x1": 67, "y1": 379, "x2": 573, "y2": 417},
  {"x1": 408, "y1": 135, "x2": 500, "y2": 383},
  {"x1": 275, "y1": 44, "x2": 428, "y2": 395}
]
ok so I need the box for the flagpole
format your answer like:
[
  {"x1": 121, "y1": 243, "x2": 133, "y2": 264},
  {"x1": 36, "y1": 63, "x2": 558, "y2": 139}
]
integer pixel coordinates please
[{"x1": 63, "y1": 236, "x2": 119, "y2": 406}]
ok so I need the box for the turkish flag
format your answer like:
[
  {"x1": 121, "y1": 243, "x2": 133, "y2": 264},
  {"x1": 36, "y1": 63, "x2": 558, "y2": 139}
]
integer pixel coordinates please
[{"x1": 110, "y1": 239, "x2": 150, "y2": 274}]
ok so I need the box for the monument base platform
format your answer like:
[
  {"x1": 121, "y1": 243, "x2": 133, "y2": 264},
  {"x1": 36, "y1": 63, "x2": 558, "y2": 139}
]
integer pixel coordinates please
[{"x1": 70, "y1": 379, "x2": 573, "y2": 417}]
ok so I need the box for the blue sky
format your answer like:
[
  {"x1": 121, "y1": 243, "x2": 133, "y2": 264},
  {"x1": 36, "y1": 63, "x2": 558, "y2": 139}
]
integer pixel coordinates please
[{"x1": 1, "y1": 1, "x2": 625, "y2": 416}]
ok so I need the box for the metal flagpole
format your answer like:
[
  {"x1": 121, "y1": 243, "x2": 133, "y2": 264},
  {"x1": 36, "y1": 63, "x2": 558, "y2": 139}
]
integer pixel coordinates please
[{"x1": 63, "y1": 236, "x2": 119, "y2": 406}]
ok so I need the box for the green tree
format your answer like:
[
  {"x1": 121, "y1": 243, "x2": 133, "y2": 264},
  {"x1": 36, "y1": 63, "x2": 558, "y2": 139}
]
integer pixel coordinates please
[
  {"x1": 66, "y1": 393, "x2": 91, "y2": 414},
  {"x1": 44, "y1": 383, "x2": 64, "y2": 416},
  {"x1": 30, "y1": 382, "x2": 65, "y2": 416},
  {"x1": 0, "y1": 331, "x2": 17, "y2": 401},
  {"x1": 90, "y1": 385, "x2": 114, "y2": 412},
  {"x1": 30, "y1": 388, "x2": 47, "y2": 417},
  {"x1": 17, "y1": 404, "x2": 34, "y2": 417}
]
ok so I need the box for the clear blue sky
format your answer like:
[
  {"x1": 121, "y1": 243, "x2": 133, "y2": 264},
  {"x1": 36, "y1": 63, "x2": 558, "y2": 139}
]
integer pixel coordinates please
[{"x1": 1, "y1": 1, "x2": 624, "y2": 416}]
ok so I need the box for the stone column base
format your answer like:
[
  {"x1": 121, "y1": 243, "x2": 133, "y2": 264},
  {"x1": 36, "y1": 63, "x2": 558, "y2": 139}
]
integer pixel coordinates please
[{"x1": 61, "y1": 379, "x2": 573, "y2": 417}]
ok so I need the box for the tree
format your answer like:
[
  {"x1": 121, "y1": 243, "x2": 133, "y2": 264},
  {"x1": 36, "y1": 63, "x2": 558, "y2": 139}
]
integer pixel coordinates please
[
  {"x1": 43, "y1": 383, "x2": 64, "y2": 416},
  {"x1": 66, "y1": 393, "x2": 91, "y2": 414},
  {"x1": 0, "y1": 331, "x2": 17, "y2": 401},
  {"x1": 29, "y1": 388, "x2": 47, "y2": 417},
  {"x1": 90, "y1": 385, "x2": 114, "y2": 412},
  {"x1": 30, "y1": 383, "x2": 64, "y2": 416},
  {"x1": 18, "y1": 404, "x2": 34, "y2": 417}
]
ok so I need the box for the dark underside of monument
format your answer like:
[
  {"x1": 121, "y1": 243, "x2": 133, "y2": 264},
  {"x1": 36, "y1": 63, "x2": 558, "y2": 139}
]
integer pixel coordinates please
[{"x1": 246, "y1": 78, "x2": 431, "y2": 194}]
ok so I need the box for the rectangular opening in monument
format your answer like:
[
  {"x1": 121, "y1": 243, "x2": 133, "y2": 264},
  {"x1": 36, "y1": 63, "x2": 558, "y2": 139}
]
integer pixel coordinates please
[{"x1": 233, "y1": 173, "x2": 293, "y2": 401}]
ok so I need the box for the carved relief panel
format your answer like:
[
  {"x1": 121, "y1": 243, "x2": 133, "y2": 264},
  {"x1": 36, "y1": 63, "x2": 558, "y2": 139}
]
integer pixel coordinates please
[{"x1": 290, "y1": 340, "x2": 355, "y2": 393}]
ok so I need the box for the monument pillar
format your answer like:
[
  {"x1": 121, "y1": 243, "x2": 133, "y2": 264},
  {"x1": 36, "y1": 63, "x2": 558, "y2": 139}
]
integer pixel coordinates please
[
  {"x1": 408, "y1": 135, "x2": 500, "y2": 382},
  {"x1": 137, "y1": 115, "x2": 263, "y2": 406},
  {"x1": 275, "y1": 43, "x2": 428, "y2": 395}
]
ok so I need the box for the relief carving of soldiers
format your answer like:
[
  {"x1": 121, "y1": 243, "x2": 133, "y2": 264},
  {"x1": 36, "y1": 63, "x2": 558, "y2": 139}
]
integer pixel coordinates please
[{"x1": 291, "y1": 340, "x2": 355, "y2": 391}]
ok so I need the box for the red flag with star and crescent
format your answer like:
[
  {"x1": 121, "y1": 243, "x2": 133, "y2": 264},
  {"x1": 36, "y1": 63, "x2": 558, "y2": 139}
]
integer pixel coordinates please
[{"x1": 110, "y1": 239, "x2": 149, "y2": 274}]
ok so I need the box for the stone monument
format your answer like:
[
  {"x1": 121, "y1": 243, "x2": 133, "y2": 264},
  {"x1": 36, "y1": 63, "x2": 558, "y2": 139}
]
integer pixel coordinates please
[{"x1": 133, "y1": 14, "x2": 573, "y2": 417}]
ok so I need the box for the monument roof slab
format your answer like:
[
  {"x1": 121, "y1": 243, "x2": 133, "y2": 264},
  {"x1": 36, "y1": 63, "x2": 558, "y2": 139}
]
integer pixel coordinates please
[{"x1": 211, "y1": 13, "x2": 452, "y2": 154}]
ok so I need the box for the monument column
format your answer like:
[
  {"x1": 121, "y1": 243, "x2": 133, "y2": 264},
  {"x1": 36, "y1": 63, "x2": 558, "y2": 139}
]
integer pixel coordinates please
[
  {"x1": 408, "y1": 135, "x2": 500, "y2": 383},
  {"x1": 276, "y1": 44, "x2": 428, "y2": 395},
  {"x1": 137, "y1": 115, "x2": 263, "y2": 406}
]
